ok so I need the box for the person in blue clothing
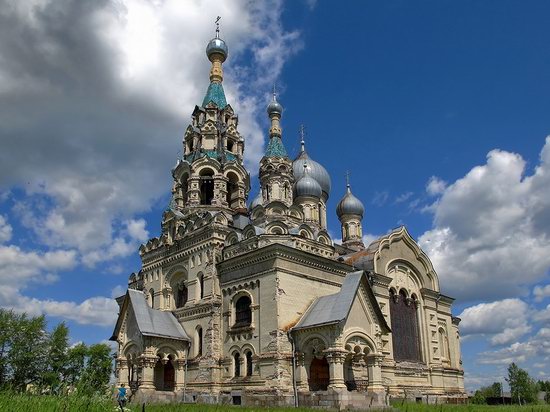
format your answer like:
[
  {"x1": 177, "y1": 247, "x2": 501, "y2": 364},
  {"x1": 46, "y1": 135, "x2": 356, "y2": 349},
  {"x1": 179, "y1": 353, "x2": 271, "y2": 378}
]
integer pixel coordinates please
[{"x1": 116, "y1": 383, "x2": 128, "y2": 409}]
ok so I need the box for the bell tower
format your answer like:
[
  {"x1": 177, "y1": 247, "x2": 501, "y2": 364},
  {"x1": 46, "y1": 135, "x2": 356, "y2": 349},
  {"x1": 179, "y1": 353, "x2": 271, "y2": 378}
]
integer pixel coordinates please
[
  {"x1": 258, "y1": 92, "x2": 294, "y2": 207},
  {"x1": 170, "y1": 21, "x2": 249, "y2": 215}
]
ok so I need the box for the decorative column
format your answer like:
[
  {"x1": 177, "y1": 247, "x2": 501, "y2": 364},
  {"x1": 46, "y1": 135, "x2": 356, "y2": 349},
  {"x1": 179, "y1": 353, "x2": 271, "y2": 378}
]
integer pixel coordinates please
[
  {"x1": 175, "y1": 357, "x2": 186, "y2": 391},
  {"x1": 366, "y1": 354, "x2": 384, "y2": 392},
  {"x1": 187, "y1": 176, "x2": 201, "y2": 206},
  {"x1": 116, "y1": 357, "x2": 129, "y2": 387},
  {"x1": 139, "y1": 354, "x2": 158, "y2": 390},
  {"x1": 295, "y1": 351, "x2": 309, "y2": 390},
  {"x1": 326, "y1": 350, "x2": 347, "y2": 389}
]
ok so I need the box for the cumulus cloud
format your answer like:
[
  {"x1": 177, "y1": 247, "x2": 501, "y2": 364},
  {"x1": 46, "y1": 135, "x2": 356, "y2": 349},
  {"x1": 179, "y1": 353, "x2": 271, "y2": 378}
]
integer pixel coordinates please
[
  {"x1": 459, "y1": 299, "x2": 531, "y2": 346},
  {"x1": 478, "y1": 327, "x2": 550, "y2": 365},
  {"x1": 426, "y1": 176, "x2": 447, "y2": 196},
  {"x1": 534, "y1": 284, "x2": 550, "y2": 302},
  {"x1": 125, "y1": 218, "x2": 149, "y2": 243},
  {"x1": 419, "y1": 137, "x2": 550, "y2": 301},
  {"x1": 0, "y1": 243, "x2": 117, "y2": 326},
  {"x1": 0, "y1": 215, "x2": 12, "y2": 243}
]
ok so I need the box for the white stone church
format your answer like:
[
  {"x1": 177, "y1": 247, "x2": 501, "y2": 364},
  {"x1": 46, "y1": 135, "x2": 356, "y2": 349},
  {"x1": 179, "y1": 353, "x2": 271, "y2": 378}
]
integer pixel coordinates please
[{"x1": 110, "y1": 28, "x2": 466, "y2": 409}]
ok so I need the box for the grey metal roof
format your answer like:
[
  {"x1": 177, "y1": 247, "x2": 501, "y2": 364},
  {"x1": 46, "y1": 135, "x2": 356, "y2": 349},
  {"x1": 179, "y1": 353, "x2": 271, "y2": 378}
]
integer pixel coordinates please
[
  {"x1": 292, "y1": 270, "x2": 390, "y2": 333},
  {"x1": 110, "y1": 289, "x2": 189, "y2": 341}
]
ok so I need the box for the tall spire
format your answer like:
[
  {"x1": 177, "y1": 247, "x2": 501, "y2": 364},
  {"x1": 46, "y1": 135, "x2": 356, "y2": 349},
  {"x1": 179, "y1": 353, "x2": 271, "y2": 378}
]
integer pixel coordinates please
[
  {"x1": 203, "y1": 17, "x2": 228, "y2": 108},
  {"x1": 299, "y1": 124, "x2": 306, "y2": 153},
  {"x1": 265, "y1": 89, "x2": 287, "y2": 157}
]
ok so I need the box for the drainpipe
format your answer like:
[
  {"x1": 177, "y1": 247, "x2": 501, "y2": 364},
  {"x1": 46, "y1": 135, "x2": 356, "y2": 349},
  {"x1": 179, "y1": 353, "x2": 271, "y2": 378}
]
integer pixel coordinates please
[
  {"x1": 288, "y1": 331, "x2": 298, "y2": 408},
  {"x1": 183, "y1": 346, "x2": 189, "y2": 403}
]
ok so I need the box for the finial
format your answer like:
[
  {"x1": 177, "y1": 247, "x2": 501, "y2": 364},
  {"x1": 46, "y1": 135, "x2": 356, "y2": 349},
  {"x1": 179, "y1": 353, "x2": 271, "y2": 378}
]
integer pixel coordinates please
[
  {"x1": 299, "y1": 124, "x2": 306, "y2": 152},
  {"x1": 215, "y1": 16, "x2": 221, "y2": 38},
  {"x1": 345, "y1": 171, "x2": 351, "y2": 192}
]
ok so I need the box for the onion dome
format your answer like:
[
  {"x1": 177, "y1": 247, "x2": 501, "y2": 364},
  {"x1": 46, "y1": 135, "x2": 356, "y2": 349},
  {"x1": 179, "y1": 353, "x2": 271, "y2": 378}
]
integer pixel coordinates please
[
  {"x1": 249, "y1": 192, "x2": 263, "y2": 209},
  {"x1": 295, "y1": 163, "x2": 322, "y2": 198},
  {"x1": 206, "y1": 36, "x2": 228, "y2": 62},
  {"x1": 293, "y1": 140, "x2": 331, "y2": 197},
  {"x1": 267, "y1": 93, "x2": 283, "y2": 117},
  {"x1": 336, "y1": 183, "x2": 365, "y2": 219}
]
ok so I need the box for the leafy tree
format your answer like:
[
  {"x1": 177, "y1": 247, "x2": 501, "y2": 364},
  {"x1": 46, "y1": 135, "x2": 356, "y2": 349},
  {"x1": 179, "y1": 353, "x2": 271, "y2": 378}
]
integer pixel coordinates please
[
  {"x1": 471, "y1": 390, "x2": 487, "y2": 404},
  {"x1": 7, "y1": 313, "x2": 48, "y2": 392},
  {"x1": 79, "y1": 344, "x2": 113, "y2": 396},
  {"x1": 41, "y1": 322, "x2": 69, "y2": 393},
  {"x1": 65, "y1": 343, "x2": 88, "y2": 388},
  {"x1": 506, "y1": 362, "x2": 538, "y2": 404},
  {"x1": 0, "y1": 309, "x2": 16, "y2": 387}
]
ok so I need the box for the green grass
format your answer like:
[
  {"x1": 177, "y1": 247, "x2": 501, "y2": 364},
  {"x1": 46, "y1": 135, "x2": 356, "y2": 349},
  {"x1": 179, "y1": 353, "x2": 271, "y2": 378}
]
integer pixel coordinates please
[
  {"x1": 393, "y1": 403, "x2": 550, "y2": 412},
  {"x1": 1, "y1": 393, "x2": 550, "y2": 412}
]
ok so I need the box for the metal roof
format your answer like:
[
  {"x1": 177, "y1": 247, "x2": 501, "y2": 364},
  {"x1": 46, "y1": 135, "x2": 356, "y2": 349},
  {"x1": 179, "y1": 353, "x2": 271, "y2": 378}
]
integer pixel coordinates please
[
  {"x1": 292, "y1": 270, "x2": 390, "y2": 332},
  {"x1": 110, "y1": 289, "x2": 189, "y2": 342}
]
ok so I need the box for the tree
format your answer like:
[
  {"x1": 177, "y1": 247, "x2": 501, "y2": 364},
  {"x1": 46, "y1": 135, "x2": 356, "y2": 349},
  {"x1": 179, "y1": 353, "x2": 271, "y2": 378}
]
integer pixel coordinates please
[
  {"x1": 8, "y1": 313, "x2": 48, "y2": 392},
  {"x1": 0, "y1": 309, "x2": 16, "y2": 387},
  {"x1": 79, "y1": 344, "x2": 113, "y2": 396},
  {"x1": 65, "y1": 343, "x2": 88, "y2": 389},
  {"x1": 42, "y1": 322, "x2": 69, "y2": 393},
  {"x1": 506, "y1": 362, "x2": 538, "y2": 404}
]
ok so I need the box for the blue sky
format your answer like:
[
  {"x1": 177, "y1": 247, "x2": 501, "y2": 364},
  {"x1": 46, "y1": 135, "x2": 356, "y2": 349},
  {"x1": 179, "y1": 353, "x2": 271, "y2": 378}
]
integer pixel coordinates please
[{"x1": 0, "y1": 0, "x2": 549, "y2": 390}]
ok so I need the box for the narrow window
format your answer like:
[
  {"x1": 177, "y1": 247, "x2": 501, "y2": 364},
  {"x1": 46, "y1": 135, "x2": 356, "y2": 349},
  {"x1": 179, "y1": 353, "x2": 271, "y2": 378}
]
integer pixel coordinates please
[
  {"x1": 149, "y1": 288, "x2": 155, "y2": 308},
  {"x1": 176, "y1": 283, "x2": 188, "y2": 308},
  {"x1": 199, "y1": 274, "x2": 204, "y2": 299},
  {"x1": 200, "y1": 170, "x2": 214, "y2": 205},
  {"x1": 235, "y1": 296, "x2": 252, "y2": 327},
  {"x1": 234, "y1": 352, "x2": 240, "y2": 377},
  {"x1": 197, "y1": 327, "x2": 203, "y2": 356},
  {"x1": 246, "y1": 351, "x2": 253, "y2": 376}
]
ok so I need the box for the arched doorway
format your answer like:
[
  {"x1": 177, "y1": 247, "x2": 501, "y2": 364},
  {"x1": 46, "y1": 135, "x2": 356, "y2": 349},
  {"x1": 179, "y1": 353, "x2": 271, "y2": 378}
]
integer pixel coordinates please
[
  {"x1": 154, "y1": 355, "x2": 175, "y2": 391},
  {"x1": 309, "y1": 356, "x2": 329, "y2": 391}
]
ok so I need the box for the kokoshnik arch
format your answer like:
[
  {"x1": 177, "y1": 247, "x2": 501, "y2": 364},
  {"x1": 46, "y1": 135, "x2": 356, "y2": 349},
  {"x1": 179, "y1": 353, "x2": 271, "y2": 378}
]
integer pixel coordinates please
[{"x1": 110, "y1": 25, "x2": 466, "y2": 409}]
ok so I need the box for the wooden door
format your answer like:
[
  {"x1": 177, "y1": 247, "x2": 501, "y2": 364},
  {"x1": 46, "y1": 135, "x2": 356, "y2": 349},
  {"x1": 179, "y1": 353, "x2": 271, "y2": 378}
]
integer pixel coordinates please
[{"x1": 309, "y1": 357, "x2": 329, "y2": 391}]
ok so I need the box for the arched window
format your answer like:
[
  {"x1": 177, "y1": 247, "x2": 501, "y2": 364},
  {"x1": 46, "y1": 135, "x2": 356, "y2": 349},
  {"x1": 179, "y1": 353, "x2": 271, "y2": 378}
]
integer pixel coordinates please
[
  {"x1": 246, "y1": 351, "x2": 253, "y2": 376},
  {"x1": 235, "y1": 296, "x2": 252, "y2": 327},
  {"x1": 197, "y1": 327, "x2": 203, "y2": 357},
  {"x1": 149, "y1": 288, "x2": 155, "y2": 309},
  {"x1": 200, "y1": 169, "x2": 214, "y2": 205},
  {"x1": 227, "y1": 140, "x2": 234, "y2": 152},
  {"x1": 234, "y1": 352, "x2": 241, "y2": 377},
  {"x1": 226, "y1": 172, "x2": 239, "y2": 208},
  {"x1": 390, "y1": 289, "x2": 421, "y2": 362},
  {"x1": 175, "y1": 283, "x2": 188, "y2": 309},
  {"x1": 438, "y1": 327, "x2": 450, "y2": 362},
  {"x1": 198, "y1": 274, "x2": 204, "y2": 300}
]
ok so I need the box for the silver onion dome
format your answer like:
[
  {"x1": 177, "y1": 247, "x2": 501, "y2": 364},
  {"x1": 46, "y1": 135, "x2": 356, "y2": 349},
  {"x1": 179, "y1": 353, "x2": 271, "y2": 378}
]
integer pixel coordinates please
[
  {"x1": 249, "y1": 192, "x2": 263, "y2": 209},
  {"x1": 206, "y1": 37, "x2": 228, "y2": 62},
  {"x1": 336, "y1": 185, "x2": 365, "y2": 219},
  {"x1": 295, "y1": 172, "x2": 322, "y2": 199},
  {"x1": 293, "y1": 151, "x2": 331, "y2": 198},
  {"x1": 267, "y1": 93, "x2": 283, "y2": 116}
]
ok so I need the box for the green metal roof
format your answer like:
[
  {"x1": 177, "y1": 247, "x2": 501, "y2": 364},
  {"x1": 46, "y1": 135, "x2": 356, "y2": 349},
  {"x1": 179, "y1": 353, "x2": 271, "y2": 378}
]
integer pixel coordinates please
[
  {"x1": 202, "y1": 82, "x2": 227, "y2": 108},
  {"x1": 265, "y1": 136, "x2": 288, "y2": 158}
]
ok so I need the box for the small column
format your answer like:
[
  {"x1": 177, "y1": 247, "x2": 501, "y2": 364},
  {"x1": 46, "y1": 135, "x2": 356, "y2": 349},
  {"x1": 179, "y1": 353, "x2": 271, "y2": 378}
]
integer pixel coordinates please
[
  {"x1": 326, "y1": 350, "x2": 347, "y2": 389},
  {"x1": 187, "y1": 177, "x2": 201, "y2": 206},
  {"x1": 139, "y1": 355, "x2": 157, "y2": 390},
  {"x1": 366, "y1": 354, "x2": 384, "y2": 391},
  {"x1": 117, "y1": 357, "x2": 129, "y2": 387},
  {"x1": 295, "y1": 352, "x2": 309, "y2": 390},
  {"x1": 238, "y1": 355, "x2": 246, "y2": 377},
  {"x1": 175, "y1": 357, "x2": 186, "y2": 391}
]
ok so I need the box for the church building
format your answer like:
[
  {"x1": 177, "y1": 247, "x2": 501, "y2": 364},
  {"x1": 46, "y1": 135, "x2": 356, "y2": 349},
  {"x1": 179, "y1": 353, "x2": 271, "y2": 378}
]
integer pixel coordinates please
[{"x1": 110, "y1": 27, "x2": 465, "y2": 409}]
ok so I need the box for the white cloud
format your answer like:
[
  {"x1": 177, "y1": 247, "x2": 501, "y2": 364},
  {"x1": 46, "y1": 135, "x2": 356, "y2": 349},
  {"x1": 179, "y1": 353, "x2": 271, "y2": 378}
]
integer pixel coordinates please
[
  {"x1": 0, "y1": 215, "x2": 12, "y2": 243},
  {"x1": 459, "y1": 299, "x2": 531, "y2": 346},
  {"x1": 534, "y1": 284, "x2": 550, "y2": 302},
  {"x1": 478, "y1": 327, "x2": 550, "y2": 365},
  {"x1": 125, "y1": 218, "x2": 149, "y2": 243},
  {"x1": 419, "y1": 137, "x2": 550, "y2": 301},
  {"x1": 426, "y1": 176, "x2": 447, "y2": 196},
  {"x1": 0, "y1": 244, "x2": 117, "y2": 326},
  {"x1": 394, "y1": 191, "x2": 413, "y2": 204}
]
